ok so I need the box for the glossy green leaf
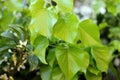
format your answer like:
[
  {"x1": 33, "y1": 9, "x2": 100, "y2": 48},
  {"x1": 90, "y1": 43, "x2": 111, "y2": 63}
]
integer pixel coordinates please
[
  {"x1": 9, "y1": 25, "x2": 24, "y2": 41},
  {"x1": 53, "y1": 13, "x2": 79, "y2": 43},
  {"x1": 33, "y1": 35, "x2": 49, "y2": 64},
  {"x1": 1, "y1": 28, "x2": 20, "y2": 43},
  {"x1": 1, "y1": 29, "x2": 15, "y2": 39},
  {"x1": 54, "y1": 0, "x2": 73, "y2": 12},
  {"x1": 91, "y1": 46, "x2": 111, "y2": 72},
  {"x1": 79, "y1": 19, "x2": 101, "y2": 46},
  {"x1": 28, "y1": 54, "x2": 39, "y2": 71},
  {"x1": 55, "y1": 44, "x2": 89, "y2": 80}
]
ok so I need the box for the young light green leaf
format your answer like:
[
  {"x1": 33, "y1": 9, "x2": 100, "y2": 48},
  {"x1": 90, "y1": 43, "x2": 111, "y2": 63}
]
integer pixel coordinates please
[
  {"x1": 54, "y1": 0, "x2": 73, "y2": 12},
  {"x1": 41, "y1": 66, "x2": 65, "y2": 80},
  {"x1": 29, "y1": 8, "x2": 57, "y2": 41},
  {"x1": 72, "y1": 74, "x2": 79, "y2": 80},
  {"x1": 30, "y1": 0, "x2": 45, "y2": 17},
  {"x1": 33, "y1": 35, "x2": 49, "y2": 64},
  {"x1": 85, "y1": 71, "x2": 102, "y2": 80},
  {"x1": 88, "y1": 56, "x2": 100, "y2": 75},
  {"x1": 55, "y1": 44, "x2": 89, "y2": 80},
  {"x1": 4, "y1": 0, "x2": 23, "y2": 11},
  {"x1": 91, "y1": 46, "x2": 111, "y2": 72},
  {"x1": 51, "y1": 67, "x2": 65, "y2": 80},
  {"x1": 0, "y1": 11, "x2": 13, "y2": 31},
  {"x1": 29, "y1": 0, "x2": 57, "y2": 41},
  {"x1": 41, "y1": 65, "x2": 52, "y2": 80},
  {"x1": 47, "y1": 48, "x2": 56, "y2": 67},
  {"x1": 79, "y1": 19, "x2": 101, "y2": 46},
  {"x1": 87, "y1": 65, "x2": 100, "y2": 75},
  {"x1": 53, "y1": 13, "x2": 79, "y2": 43}
]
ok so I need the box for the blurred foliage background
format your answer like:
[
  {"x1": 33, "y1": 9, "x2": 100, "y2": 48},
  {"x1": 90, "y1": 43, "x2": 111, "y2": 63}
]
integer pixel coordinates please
[{"x1": 74, "y1": 0, "x2": 120, "y2": 80}]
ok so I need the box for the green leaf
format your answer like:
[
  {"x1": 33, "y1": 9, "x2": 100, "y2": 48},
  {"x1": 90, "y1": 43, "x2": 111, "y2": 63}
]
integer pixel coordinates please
[
  {"x1": 29, "y1": 0, "x2": 45, "y2": 17},
  {"x1": 1, "y1": 29, "x2": 19, "y2": 43},
  {"x1": 91, "y1": 46, "x2": 111, "y2": 72},
  {"x1": 29, "y1": 0, "x2": 57, "y2": 40},
  {"x1": 1, "y1": 29, "x2": 14, "y2": 39},
  {"x1": 88, "y1": 55, "x2": 100, "y2": 75},
  {"x1": 51, "y1": 67, "x2": 65, "y2": 80},
  {"x1": 9, "y1": 25, "x2": 24, "y2": 41},
  {"x1": 79, "y1": 19, "x2": 101, "y2": 46},
  {"x1": 0, "y1": 10, "x2": 13, "y2": 31},
  {"x1": 28, "y1": 54, "x2": 39, "y2": 71},
  {"x1": 87, "y1": 65, "x2": 100, "y2": 75},
  {"x1": 98, "y1": 22, "x2": 107, "y2": 30},
  {"x1": 41, "y1": 65, "x2": 52, "y2": 80},
  {"x1": 55, "y1": 44, "x2": 89, "y2": 80},
  {"x1": 29, "y1": 8, "x2": 57, "y2": 41},
  {"x1": 47, "y1": 48, "x2": 56, "y2": 67},
  {"x1": 0, "y1": 11, "x2": 2, "y2": 19},
  {"x1": 41, "y1": 66, "x2": 65, "y2": 80},
  {"x1": 33, "y1": 35, "x2": 49, "y2": 64},
  {"x1": 0, "y1": 46, "x2": 10, "y2": 52},
  {"x1": 72, "y1": 75, "x2": 79, "y2": 80},
  {"x1": 53, "y1": 13, "x2": 79, "y2": 43},
  {"x1": 4, "y1": 0, "x2": 23, "y2": 11},
  {"x1": 85, "y1": 71, "x2": 102, "y2": 80},
  {"x1": 54, "y1": 0, "x2": 73, "y2": 12}
]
